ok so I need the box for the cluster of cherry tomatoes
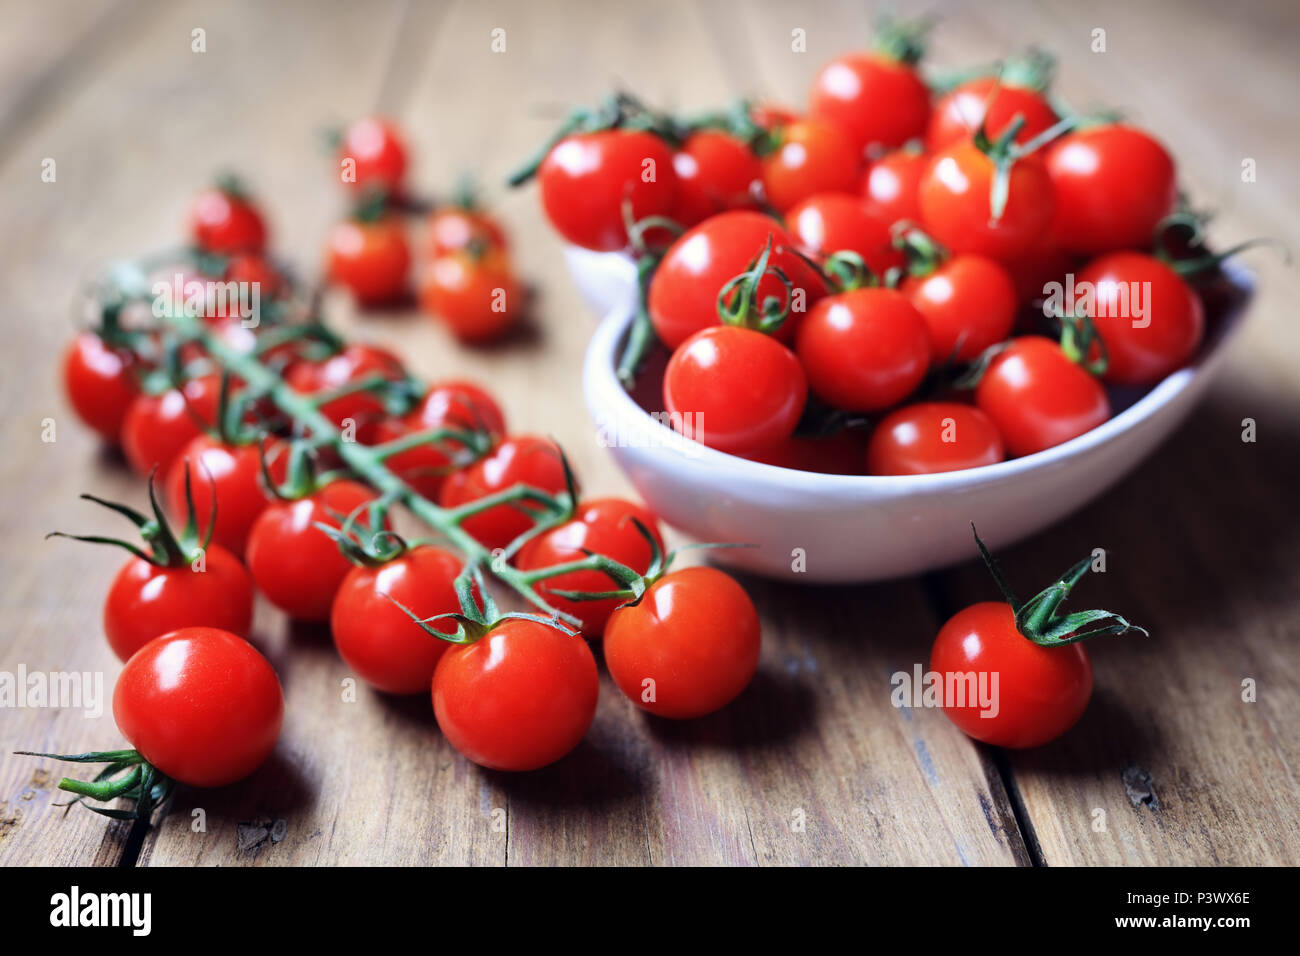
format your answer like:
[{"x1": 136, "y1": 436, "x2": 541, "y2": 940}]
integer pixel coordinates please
[{"x1": 516, "y1": 28, "x2": 1224, "y2": 476}]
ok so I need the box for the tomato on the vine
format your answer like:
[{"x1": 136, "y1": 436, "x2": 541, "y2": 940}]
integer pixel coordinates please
[
  {"x1": 325, "y1": 216, "x2": 411, "y2": 306},
  {"x1": 605, "y1": 566, "x2": 760, "y2": 719},
  {"x1": 974, "y1": 336, "x2": 1109, "y2": 457},
  {"x1": 426, "y1": 206, "x2": 508, "y2": 257},
  {"x1": 190, "y1": 186, "x2": 267, "y2": 255},
  {"x1": 795, "y1": 287, "x2": 930, "y2": 411},
  {"x1": 165, "y1": 435, "x2": 273, "y2": 555},
  {"x1": 1075, "y1": 252, "x2": 1204, "y2": 384},
  {"x1": 114, "y1": 627, "x2": 283, "y2": 787},
  {"x1": 1045, "y1": 124, "x2": 1177, "y2": 255},
  {"x1": 901, "y1": 255, "x2": 1018, "y2": 363},
  {"x1": 516, "y1": 498, "x2": 665, "y2": 637},
  {"x1": 437, "y1": 435, "x2": 568, "y2": 552},
  {"x1": 927, "y1": 76, "x2": 1058, "y2": 151},
  {"x1": 63, "y1": 332, "x2": 137, "y2": 442},
  {"x1": 410, "y1": 380, "x2": 506, "y2": 438},
  {"x1": 432, "y1": 619, "x2": 598, "y2": 771},
  {"x1": 120, "y1": 375, "x2": 220, "y2": 478},
  {"x1": 866, "y1": 402, "x2": 1005, "y2": 475},
  {"x1": 537, "y1": 129, "x2": 677, "y2": 251},
  {"x1": 647, "y1": 210, "x2": 826, "y2": 349},
  {"x1": 286, "y1": 343, "x2": 407, "y2": 437},
  {"x1": 808, "y1": 49, "x2": 930, "y2": 155},
  {"x1": 861, "y1": 149, "x2": 928, "y2": 226},
  {"x1": 664, "y1": 326, "x2": 807, "y2": 455},
  {"x1": 331, "y1": 546, "x2": 467, "y2": 695},
  {"x1": 919, "y1": 142, "x2": 1054, "y2": 262},
  {"x1": 338, "y1": 116, "x2": 409, "y2": 194},
  {"x1": 419, "y1": 248, "x2": 520, "y2": 342},
  {"x1": 761, "y1": 119, "x2": 860, "y2": 213},
  {"x1": 245, "y1": 479, "x2": 382, "y2": 621},
  {"x1": 786, "y1": 192, "x2": 905, "y2": 277},
  {"x1": 670, "y1": 130, "x2": 762, "y2": 226}
]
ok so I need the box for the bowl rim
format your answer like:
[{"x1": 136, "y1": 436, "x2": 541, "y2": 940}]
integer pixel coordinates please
[{"x1": 583, "y1": 261, "x2": 1255, "y2": 495}]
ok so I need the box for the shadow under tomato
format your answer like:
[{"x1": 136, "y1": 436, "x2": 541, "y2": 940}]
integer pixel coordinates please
[
  {"x1": 164, "y1": 750, "x2": 313, "y2": 824},
  {"x1": 482, "y1": 735, "x2": 645, "y2": 811},
  {"x1": 639, "y1": 667, "x2": 817, "y2": 751}
]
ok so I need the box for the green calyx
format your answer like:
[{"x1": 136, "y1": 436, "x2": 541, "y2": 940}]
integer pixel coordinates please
[
  {"x1": 871, "y1": 12, "x2": 931, "y2": 65},
  {"x1": 14, "y1": 749, "x2": 173, "y2": 822},
  {"x1": 47, "y1": 470, "x2": 213, "y2": 568},
  {"x1": 892, "y1": 223, "x2": 948, "y2": 279},
  {"x1": 972, "y1": 525, "x2": 1146, "y2": 647},
  {"x1": 973, "y1": 112, "x2": 1077, "y2": 221},
  {"x1": 717, "y1": 236, "x2": 795, "y2": 333}
]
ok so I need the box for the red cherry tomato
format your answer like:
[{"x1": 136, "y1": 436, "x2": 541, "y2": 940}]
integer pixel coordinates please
[
  {"x1": 866, "y1": 402, "x2": 1005, "y2": 475},
  {"x1": 761, "y1": 119, "x2": 860, "y2": 213},
  {"x1": 537, "y1": 130, "x2": 677, "y2": 251},
  {"x1": 670, "y1": 130, "x2": 762, "y2": 226},
  {"x1": 63, "y1": 333, "x2": 137, "y2": 442},
  {"x1": 339, "y1": 116, "x2": 409, "y2": 194},
  {"x1": 410, "y1": 380, "x2": 506, "y2": 437},
  {"x1": 1075, "y1": 252, "x2": 1204, "y2": 384},
  {"x1": 245, "y1": 479, "x2": 382, "y2": 621},
  {"x1": 1003, "y1": 243, "x2": 1076, "y2": 305},
  {"x1": 663, "y1": 326, "x2": 807, "y2": 455},
  {"x1": 901, "y1": 255, "x2": 1018, "y2": 363},
  {"x1": 419, "y1": 249, "x2": 520, "y2": 342},
  {"x1": 438, "y1": 436, "x2": 568, "y2": 552},
  {"x1": 165, "y1": 435, "x2": 271, "y2": 556},
  {"x1": 120, "y1": 375, "x2": 220, "y2": 478},
  {"x1": 331, "y1": 546, "x2": 467, "y2": 695},
  {"x1": 974, "y1": 336, "x2": 1110, "y2": 457},
  {"x1": 605, "y1": 567, "x2": 760, "y2": 719},
  {"x1": 114, "y1": 627, "x2": 283, "y2": 787},
  {"x1": 927, "y1": 77, "x2": 1058, "y2": 151},
  {"x1": 432, "y1": 619, "x2": 598, "y2": 771},
  {"x1": 190, "y1": 187, "x2": 267, "y2": 255},
  {"x1": 919, "y1": 142, "x2": 1054, "y2": 262},
  {"x1": 749, "y1": 102, "x2": 801, "y2": 131},
  {"x1": 795, "y1": 287, "x2": 930, "y2": 411},
  {"x1": 647, "y1": 210, "x2": 826, "y2": 349},
  {"x1": 104, "y1": 545, "x2": 253, "y2": 662},
  {"x1": 426, "y1": 207, "x2": 508, "y2": 257},
  {"x1": 861, "y1": 149, "x2": 928, "y2": 225},
  {"x1": 516, "y1": 498, "x2": 665, "y2": 638},
  {"x1": 808, "y1": 52, "x2": 931, "y2": 155},
  {"x1": 786, "y1": 192, "x2": 905, "y2": 276},
  {"x1": 286, "y1": 344, "x2": 407, "y2": 437},
  {"x1": 930, "y1": 602, "x2": 1092, "y2": 748},
  {"x1": 325, "y1": 217, "x2": 411, "y2": 306},
  {"x1": 223, "y1": 253, "x2": 284, "y2": 302},
  {"x1": 1045, "y1": 124, "x2": 1177, "y2": 255}
]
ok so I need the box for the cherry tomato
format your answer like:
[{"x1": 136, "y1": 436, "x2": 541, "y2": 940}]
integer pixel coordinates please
[
  {"x1": 537, "y1": 129, "x2": 677, "y2": 251},
  {"x1": 1075, "y1": 252, "x2": 1204, "y2": 384},
  {"x1": 516, "y1": 498, "x2": 665, "y2": 638},
  {"x1": 919, "y1": 142, "x2": 1054, "y2": 262},
  {"x1": 761, "y1": 119, "x2": 860, "y2": 213},
  {"x1": 1003, "y1": 243, "x2": 1076, "y2": 306},
  {"x1": 866, "y1": 402, "x2": 1005, "y2": 475},
  {"x1": 114, "y1": 627, "x2": 283, "y2": 787},
  {"x1": 930, "y1": 602, "x2": 1092, "y2": 748},
  {"x1": 438, "y1": 436, "x2": 568, "y2": 552},
  {"x1": 245, "y1": 479, "x2": 382, "y2": 621},
  {"x1": 325, "y1": 217, "x2": 411, "y2": 306},
  {"x1": 331, "y1": 546, "x2": 467, "y2": 695},
  {"x1": 338, "y1": 116, "x2": 408, "y2": 194},
  {"x1": 286, "y1": 343, "x2": 407, "y2": 438},
  {"x1": 1045, "y1": 124, "x2": 1177, "y2": 255},
  {"x1": 795, "y1": 288, "x2": 930, "y2": 411},
  {"x1": 432, "y1": 619, "x2": 598, "y2": 771},
  {"x1": 670, "y1": 130, "x2": 762, "y2": 226},
  {"x1": 165, "y1": 435, "x2": 271, "y2": 556},
  {"x1": 902, "y1": 255, "x2": 1017, "y2": 363},
  {"x1": 664, "y1": 326, "x2": 807, "y2": 455},
  {"x1": 104, "y1": 545, "x2": 253, "y2": 662},
  {"x1": 63, "y1": 333, "x2": 137, "y2": 442},
  {"x1": 647, "y1": 210, "x2": 826, "y2": 349},
  {"x1": 223, "y1": 253, "x2": 284, "y2": 303},
  {"x1": 808, "y1": 52, "x2": 931, "y2": 155},
  {"x1": 974, "y1": 336, "x2": 1110, "y2": 457},
  {"x1": 120, "y1": 375, "x2": 220, "y2": 478},
  {"x1": 927, "y1": 77, "x2": 1057, "y2": 151},
  {"x1": 190, "y1": 186, "x2": 267, "y2": 255},
  {"x1": 861, "y1": 149, "x2": 928, "y2": 225},
  {"x1": 786, "y1": 192, "x2": 905, "y2": 276},
  {"x1": 426, "y1": 206, "x2": 508, "y2": 257},
  {"x1": 740, "y1": 431, "x2": 867, "y2": 475},
  {"x1": 749, "y1": 102, "x2": 800, "y2": 131},
  {"x1": 419, "y1": 249, "x2": 520, "y2": 342},
  {"x1": 605, "y1": 566, "x2": 760, "y2": 719}
]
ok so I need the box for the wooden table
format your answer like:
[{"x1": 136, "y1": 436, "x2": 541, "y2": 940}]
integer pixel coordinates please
[{"x1": 2, "y1": 0, "x2": 1297, "y2": 867}]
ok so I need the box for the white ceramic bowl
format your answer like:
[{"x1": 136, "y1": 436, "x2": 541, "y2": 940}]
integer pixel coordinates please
[{"x1": 574, "y1": 248, "x2": 1253, "y2": 582}]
